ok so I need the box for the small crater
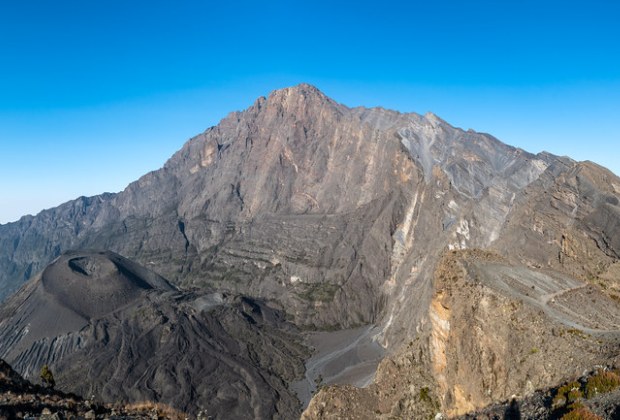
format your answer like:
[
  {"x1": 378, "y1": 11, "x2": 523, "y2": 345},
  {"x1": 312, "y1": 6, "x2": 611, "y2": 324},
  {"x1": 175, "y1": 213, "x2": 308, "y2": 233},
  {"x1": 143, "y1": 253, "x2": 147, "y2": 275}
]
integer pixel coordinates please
[{"x1": 68, "y1": 256, "x2": 117, "y2": 277}]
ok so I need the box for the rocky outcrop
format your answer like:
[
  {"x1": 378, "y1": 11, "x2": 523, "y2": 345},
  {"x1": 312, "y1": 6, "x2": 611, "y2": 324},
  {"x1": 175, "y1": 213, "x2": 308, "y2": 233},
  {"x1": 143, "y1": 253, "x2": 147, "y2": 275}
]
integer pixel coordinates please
[
  {"x1": 493, "y1": 160, "x2": 620, "y2": 281},
  {"x1": 455, "y1": 368, "x2": 620, "y2": 419}
]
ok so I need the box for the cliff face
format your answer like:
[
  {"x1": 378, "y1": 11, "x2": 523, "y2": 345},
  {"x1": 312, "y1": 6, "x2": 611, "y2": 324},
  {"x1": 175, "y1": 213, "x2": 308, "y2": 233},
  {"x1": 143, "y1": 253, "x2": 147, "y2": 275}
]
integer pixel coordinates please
[{"x1": 1, "y1": 84, "x2": 619, "y2": 418}]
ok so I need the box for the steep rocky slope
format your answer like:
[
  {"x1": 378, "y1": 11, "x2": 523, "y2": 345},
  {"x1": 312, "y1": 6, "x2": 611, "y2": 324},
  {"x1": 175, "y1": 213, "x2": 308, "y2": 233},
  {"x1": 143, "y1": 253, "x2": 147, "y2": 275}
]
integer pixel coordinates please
[
  {"x1": 0, "y1": 84, "x2": 619, "y2": 417},
  {"x1": 0, "y1": 251, "x2": 307, "y2": 418},
  {"x1": 493, "y1": 160, "x2": 620, "y2": 283}
]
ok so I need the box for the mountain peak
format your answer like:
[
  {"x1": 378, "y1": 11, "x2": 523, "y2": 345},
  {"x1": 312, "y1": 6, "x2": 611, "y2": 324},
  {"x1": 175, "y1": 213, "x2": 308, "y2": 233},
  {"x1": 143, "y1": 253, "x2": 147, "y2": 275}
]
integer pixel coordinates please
[
  {"x1": 238, "y1": 83, "x2": 345, "y2": 124},
  {"x1": 265, "y1": 83, "x2": 336, "y2": 109},
  {"x1": 276, "y1": 82, "x2": 324, "y2": 96}
]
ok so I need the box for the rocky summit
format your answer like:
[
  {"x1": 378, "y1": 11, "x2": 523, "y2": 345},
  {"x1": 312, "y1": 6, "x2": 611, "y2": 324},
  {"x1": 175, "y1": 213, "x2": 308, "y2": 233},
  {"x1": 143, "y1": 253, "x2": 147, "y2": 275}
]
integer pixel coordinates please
[{"x1": 0, "y1": 84, "x2": 619, "y2": 418}]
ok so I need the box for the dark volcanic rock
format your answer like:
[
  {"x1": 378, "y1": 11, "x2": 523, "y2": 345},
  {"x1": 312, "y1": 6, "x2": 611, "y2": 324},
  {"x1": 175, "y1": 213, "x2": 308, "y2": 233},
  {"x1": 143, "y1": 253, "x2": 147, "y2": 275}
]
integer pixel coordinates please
[
  {"x1": 44, "y1": 250, "x2": 175, "y2": 320},
  {"x1": 0, "y1": 251, "x2": 308, "y2": 418}
]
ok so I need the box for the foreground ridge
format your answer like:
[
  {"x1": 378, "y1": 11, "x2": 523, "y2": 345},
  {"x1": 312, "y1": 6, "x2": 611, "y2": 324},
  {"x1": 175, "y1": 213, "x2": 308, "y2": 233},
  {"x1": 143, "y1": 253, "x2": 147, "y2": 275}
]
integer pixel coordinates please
[{"x1": 0, "y1": 358, "x2": 186, "y2": 419}]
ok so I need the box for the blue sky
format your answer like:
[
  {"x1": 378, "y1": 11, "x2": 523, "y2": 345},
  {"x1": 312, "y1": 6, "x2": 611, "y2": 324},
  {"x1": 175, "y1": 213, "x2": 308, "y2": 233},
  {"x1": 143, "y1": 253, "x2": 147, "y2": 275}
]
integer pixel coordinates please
[{"x1": 1, "y1": 0, "x2": 619, "y2": 224}]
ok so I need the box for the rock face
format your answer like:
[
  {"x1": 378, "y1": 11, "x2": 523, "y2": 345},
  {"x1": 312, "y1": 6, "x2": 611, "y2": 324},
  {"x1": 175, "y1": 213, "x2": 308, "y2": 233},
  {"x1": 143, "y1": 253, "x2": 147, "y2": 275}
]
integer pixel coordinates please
[
  {"x1": 0, "y1": 84, "x2": 619, "y2": 418},
  {"x1": 0, "y1": 250, "x2": 307, "y2": 418}
]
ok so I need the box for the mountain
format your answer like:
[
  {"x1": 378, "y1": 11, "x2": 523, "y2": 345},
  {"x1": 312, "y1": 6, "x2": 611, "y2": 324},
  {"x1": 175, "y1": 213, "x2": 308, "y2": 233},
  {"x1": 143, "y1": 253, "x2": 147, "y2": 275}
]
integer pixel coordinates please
[{"x1": 0, "y1": 84, "x2": 619, "y2": 418}]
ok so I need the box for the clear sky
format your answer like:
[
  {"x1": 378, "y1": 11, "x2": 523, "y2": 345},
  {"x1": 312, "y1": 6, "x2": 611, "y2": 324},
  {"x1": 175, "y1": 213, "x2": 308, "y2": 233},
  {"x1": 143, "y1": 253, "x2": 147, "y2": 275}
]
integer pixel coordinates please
[{"x1": 1, "y1": 0, "x2": 619, "y2": 224}]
